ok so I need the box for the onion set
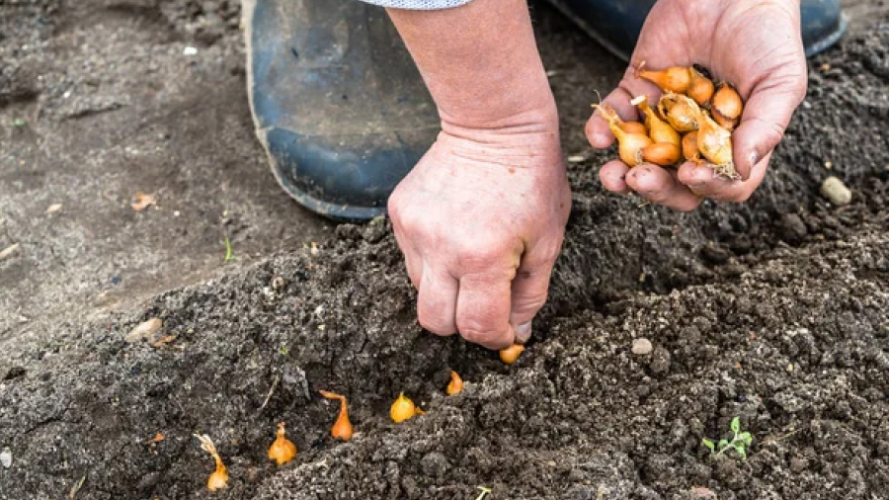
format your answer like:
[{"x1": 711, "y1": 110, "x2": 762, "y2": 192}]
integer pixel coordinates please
[
  {"x1": 390, "y1": 392, "x2": 424, "y2": 423},
  {"x1": 446, "y1": 371, "x2": 464, "y2": 395},
  {"x1": 595, "y1": 62, "x2": 744, "y2": 178},
  {"x1": 267, "y1": 422, "x2": 297, "y2": 466},
  {"x1": 320, "y1": 390, "x2": 354, "y2": 441},
  {"x1": 499, "y1": 344, "x2": 526, "y2": 365},
  {"x1": 194, "y1": 434, "x2": 229, "y2": 491},
  {"x1": 592, "y1": 104, "x2": 653, "y2": 167}
]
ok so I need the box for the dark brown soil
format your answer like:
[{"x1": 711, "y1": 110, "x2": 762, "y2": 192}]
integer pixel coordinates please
[{"x1": 1, "y1": 2, "x2": 889, "y2": 500}]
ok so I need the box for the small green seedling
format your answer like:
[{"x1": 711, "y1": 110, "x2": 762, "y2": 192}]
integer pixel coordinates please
[
  {"x1": 474, "y1": 486, "x2": 492, "y2": 500},
  {"x1": 224, "y1": 236, "x2": 235, "y2": 262},
  {"x1": 279, "y1": 345, "x2": 289, "y2": 356},
  {"x1": 702, "y1": 417, "x2": 753, "y2": 460},
  {"x1": 11, "y1": 118, "x2": 26, "y2": 128}
]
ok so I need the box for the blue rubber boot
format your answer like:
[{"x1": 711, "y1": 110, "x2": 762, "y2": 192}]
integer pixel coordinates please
[
  {"x1": 546, "y1": 0, "x2": 848, "y2": 62},
  {"x1": 244, "y1": 0, "x2": 439, "y2": 220}
]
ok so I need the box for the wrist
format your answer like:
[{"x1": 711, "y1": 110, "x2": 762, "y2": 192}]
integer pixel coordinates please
[
  {"x1": 435, "y1": 68, "x2": 559, "y2": 137},
  {"x1": 387, "y1": 0, "x2": 558, "y2": 148},
  {"x1": 434, "y1": 106, "x2": 563, "y2": 172},
  {"x1": 439, "y1": 94, "x2": 560, "y2": 148}
]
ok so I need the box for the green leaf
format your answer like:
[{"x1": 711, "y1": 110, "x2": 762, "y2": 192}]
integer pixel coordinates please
[
  {"x1": 702, "y1": 439, "x2": 715, "y2": 452},
  {"x1": 11, "y1": 118, "x2": 26, "y2": 128},
  {"x1": 739, "y1": 432, "x2": 753, "y2": 445},
  {"x1": 718, "y1": 439, "x2": 729, "y2": 450},
  {"x1": 730, "y1": 417, "x2": 741, "y2": 434},
  {"x1": 736, "y1": 446, "x2": 747, "y2": 460},
  {"x1": 224, "y1": 236, "x2": 234, "y2": 261}
]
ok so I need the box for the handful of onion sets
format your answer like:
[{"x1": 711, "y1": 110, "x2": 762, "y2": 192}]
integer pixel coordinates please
[{"x1": 595, "y1": 62, "x2": 744, "y2": 179}]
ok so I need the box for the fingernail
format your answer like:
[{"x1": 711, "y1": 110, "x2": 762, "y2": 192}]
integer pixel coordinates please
[
  {"x1": 748, "y1": 151, "x2": 760, "y2": 167},
  {"x1": 516, "y1": 322, "x2": 533, "y2": 343}
]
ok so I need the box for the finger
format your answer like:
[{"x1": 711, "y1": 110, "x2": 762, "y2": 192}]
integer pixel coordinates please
[
  {"x1": 391, "y1": 223, "x2": 423, "y2": 288},
  {"x1": 416, "y1": 265, "x2": 459, "y2": 336},
  {"x1": 625, "y1": 165, "x2": 703, "y2": 211},
  {"x1": 587, "y1": 66, "x2": 668, "y2": 149},
  {"x1": 598, "y1": 160, "x2": 633, "y2": 195},
  {"x1": 732, "y1": 75, "x2": 806, "y2": 180},
  {"x1": 585, "y1": 86, "x2": 640, "y2": 149},
  {"x1": 456, "y1": 273, "x2": 514, "y2": 350},
  {"x1": 509, "y1": 249, "x2": 558, "y2": 344},
  {"x1": 676, "y1": 153, "x2": 771, "y2": 203}
]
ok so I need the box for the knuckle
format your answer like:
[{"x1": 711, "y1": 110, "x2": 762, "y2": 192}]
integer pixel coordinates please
[
  {"x1": 514, "y1": 294, "x2": 547, "y2": 317},
  {"x1": 763, "y1": 120, "x2": 786, "y2": 147},
  {"x1": 584, "y1": 115, "x2": 599, "y2": 141},
  {"x1": 459, "y1": 326, "x2": 499, "y2": 346},
  {"x1": 394, "y1": 210, "x2": 423, "y2": 236},
  {"x1": 386, "y1": 190, "x2": 405, "y2": 220},
  {"x1": 419, "y1": 317, "x2": 454, "y2": 336},
  {"x1": 643, "y1": 188, "x2": 670, "y2": 205},
  {"x1": 455, "y1": 242, "x2": 507, "y2": 270},
  {"x1": 417, "y1": 307, "x2": 453, "y2": 335},
  {"x1": 676, "y1": 197, "x2": 703, "y2": 212},
  {"x1": 457, "y1": 312, "x2": 510, "y2": 347},
  {"x1": 724, "y1": 189, "x2": 753, "y2": 203}
]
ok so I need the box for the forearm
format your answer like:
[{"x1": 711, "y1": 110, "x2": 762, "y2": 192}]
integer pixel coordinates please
[{"x1": 386, "y1": 0, "x2": 557, "y2": 138}]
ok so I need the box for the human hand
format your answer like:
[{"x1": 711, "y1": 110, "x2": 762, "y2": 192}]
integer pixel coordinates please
[
  {"x1": 388, "y1": 126, "x2": 571, "y2": 350},
  {"x1": 586, "y1": 0, "x2": 808, "y2": 210}
]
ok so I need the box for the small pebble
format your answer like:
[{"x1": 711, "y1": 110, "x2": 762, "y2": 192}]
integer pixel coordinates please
[
  {"x1": 125, "y1": 318, "x2": 162, "y2": 343},
  {"x1": 0, "y1": 243, "x2": 19, "y2": 261},
  {"x1": 820, "y1": 176, "x2": 852, "y2": 206},
  {"x1": 778, "y1": 213, "x2": 807, "y2": 244},
  {"x1": 183, "y1": 46, "x2": 198, "y2": 56},
  {"x1": 632, "y1": 338, "x2": 653, "y2": 355},
  {"x1": 420, "y1": 452, "x2": 449, "y2": 478},
  {"x1": 650, "y1": 347, "x2": 672, "y2": 374},
  {"x1": 0, "y1": 447, "x2": 11, "y2": 469},
  {"x1": 567, "y1": 155, "x2": 586, "y2": 163}
]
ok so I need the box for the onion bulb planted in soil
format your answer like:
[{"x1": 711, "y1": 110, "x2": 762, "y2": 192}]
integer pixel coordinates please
[
  {"x1": 319, "y1": 390, "x2": 354, "y2": 441},
  {"x1": 446, "y1": 370, "x2": 464, "y2": 395},
  {"x1": 390, "y1": 393, "x2": 424, "y2": 423},
  {"x1": 267, "y1": 422, "x2": 297, "y2": 466},
  {"x1": 194, "y1": 434, "x2": 228, "y2": 491},
  {"x1": 499, "y1": 344, "x2": 526, "y2": 365}
]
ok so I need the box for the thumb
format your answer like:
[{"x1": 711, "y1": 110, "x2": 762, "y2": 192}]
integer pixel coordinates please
[
  {"x1": 732, "y1": 73, "x2": 806, "y2": 180},
  {"x1": 509, "y1": 250, "x2": 557, "y2": 344}
]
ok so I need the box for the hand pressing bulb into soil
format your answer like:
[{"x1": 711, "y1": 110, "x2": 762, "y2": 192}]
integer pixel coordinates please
[{"x1": 586, "y1": 0, "x2": 808, "y2": 210}]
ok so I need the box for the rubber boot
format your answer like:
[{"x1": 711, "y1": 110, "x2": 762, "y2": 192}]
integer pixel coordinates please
[{"x1": 243, "y1": 0, "x2": 439, "y2": 220}]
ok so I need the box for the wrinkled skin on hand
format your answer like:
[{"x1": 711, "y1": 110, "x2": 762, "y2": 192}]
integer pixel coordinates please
[
  {"x1": 586, "y1": 0, "x2": 808, "y2": 210},
  {"x1": 388, "y1": 129, "x2": 571, "y2": 350}
]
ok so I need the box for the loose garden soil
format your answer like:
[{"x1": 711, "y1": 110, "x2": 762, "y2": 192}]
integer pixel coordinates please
[{"x1": 1, "y1": 1, "x2": 888, "y2": 499}]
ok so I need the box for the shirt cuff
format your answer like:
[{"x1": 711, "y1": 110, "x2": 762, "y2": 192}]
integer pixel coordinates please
[{"x1": 357, "y1": 0, "x2": 475, "y2": 10}]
